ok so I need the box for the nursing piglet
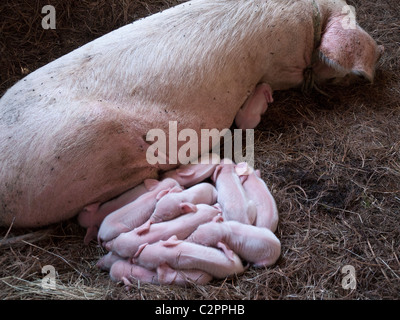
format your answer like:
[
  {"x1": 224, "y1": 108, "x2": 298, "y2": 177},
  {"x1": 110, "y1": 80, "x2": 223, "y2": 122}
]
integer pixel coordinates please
[
  {"x1": 135, "y1": 182, "x2": 217, "y2": 234},
  {"x1": 161, "y1": 153, "x2": 220, "y2": 188},
  {"x1": 96, "y1": 252, "x2": 157, "y2": 286},
  {"x1": 109, "y1": 259, "x2": 159, "y2": 286},
  {"x1": 110, "y1": 260, "x2": 212, "y2": 286},
  {"x1": 235, "y1": 83, "x2": 274, "y2": 130},
  {"x1": 97, "y1": 178, "x2": 180, "y2": 244},
  {"x1": 97, "y1": 252, "x2": 161, "y2": 286},
  {"x1": 240, "y1": 168, "x2": 279, "y2": 232},
  {"x1": 134, "y1": 236, "x2": 244, "y2": 279},
  {"x1": 104, "y1": 204, "x2": 222, "y2": 258},
  {"x1": 78, "y1": 182, "x2": 150, "y2": 244},
  {"x1": 212, "y1": 159, "x2": 256, "y2": 224},
  {"x1": 187, "y1": 220, "x2": 281, "y2": 267}
]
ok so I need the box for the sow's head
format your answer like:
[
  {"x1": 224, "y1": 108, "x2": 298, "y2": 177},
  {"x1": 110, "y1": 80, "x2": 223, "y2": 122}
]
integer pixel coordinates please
[{"x1": 312, "y1": 1, "x2": 384, "y2": 86}]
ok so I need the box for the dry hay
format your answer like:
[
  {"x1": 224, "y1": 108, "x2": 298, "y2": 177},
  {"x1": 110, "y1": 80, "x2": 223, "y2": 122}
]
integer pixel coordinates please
[{"x1": 0, "y1": 0, "x2": 399, "y2": 300}]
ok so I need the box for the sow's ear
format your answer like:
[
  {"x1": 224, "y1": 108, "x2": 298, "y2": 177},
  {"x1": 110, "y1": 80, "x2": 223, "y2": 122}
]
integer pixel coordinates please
[{"x1": 317, "y1": 16, "x2": 384, "y2": 82}]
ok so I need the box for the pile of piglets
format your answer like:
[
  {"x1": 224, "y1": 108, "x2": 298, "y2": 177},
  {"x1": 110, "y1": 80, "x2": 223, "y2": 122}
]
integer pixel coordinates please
[{"x1": 78, "y1": 154, "x2": 281, "y2": 287}]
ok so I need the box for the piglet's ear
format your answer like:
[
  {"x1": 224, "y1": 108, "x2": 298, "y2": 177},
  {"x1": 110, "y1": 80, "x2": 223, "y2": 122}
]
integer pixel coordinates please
[
  {"x1": 156, "y1": 188, "x2": 170, "y2": 200},
  {"x1": 180, "y1": 202, "x2": 197, "y2": 213},
  {"x1": 317, "y1": 17, "x2": 382, "y2": 82}
]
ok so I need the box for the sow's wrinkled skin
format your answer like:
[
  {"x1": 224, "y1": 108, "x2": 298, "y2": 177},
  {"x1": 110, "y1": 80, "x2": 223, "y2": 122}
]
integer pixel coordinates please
[
  {"x1": 135, "y1": 182, "x2": 218, "y2": 234},
  {"x1": 0, "y1": 0, "x2": 383, "y2": 227},
  {"x1": 212, "y1": 159, "x2": 256, "y2": 224},
  {"x1": 134, "y1": 236, "x2": 244, "y2": 279},
  {"x1": 97, "y1": 178, "x2": 180, "y2": 244},
  {"x1": 187, "y1": 220, "x2": 281, "y2": 268},
  {"x1": 104, "y1": 203, "x2": 222, "y2": 258}
]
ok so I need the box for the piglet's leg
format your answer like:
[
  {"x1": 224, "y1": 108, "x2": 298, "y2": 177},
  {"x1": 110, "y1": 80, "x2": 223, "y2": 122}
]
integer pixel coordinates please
[
  {"x1": 235, "y1": 83, "x2": 274, "y2": 130},
  {"x1": 77, "y1": 202, "x2": 101, "y2": 245}
]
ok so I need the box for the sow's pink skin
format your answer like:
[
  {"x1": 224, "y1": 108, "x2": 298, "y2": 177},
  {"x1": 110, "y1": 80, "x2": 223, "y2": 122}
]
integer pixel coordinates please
[
  {"x1": 187, "y1": 219, "x2": 281, "y2": 267},
  {"x1": 77, "y1": 182, "x2": 148, "y2": 244},
  {"x1": 104, "y1": 204, "x2": 222, "y2": 258},
  {"x1": 211, "y1": 159, "x2": 256, "y2": 224},
  {"x1": 235, "y1": 83, "x2": 274, "y2": 130},
  {"x1": 0, "y1": 0, "x2": 383, "y2": 230},
  {"x1": 97, "y1": 178, "x2": 180, "y2": 244},
  {"x1": 235, "y1": 163, "x2": 279, "y2": 232},
  {"x1": 133, "y1": 235, "x2": 244, "y2": 279},
  {"x1": 135, "y1": 182, "x2": 217, "y2": 234}
]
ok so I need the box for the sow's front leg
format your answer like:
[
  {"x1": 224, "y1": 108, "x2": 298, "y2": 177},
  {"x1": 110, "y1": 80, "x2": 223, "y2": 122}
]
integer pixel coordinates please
[{"x1": 235, "y1": 83, "x2": 274, "y2": 130}]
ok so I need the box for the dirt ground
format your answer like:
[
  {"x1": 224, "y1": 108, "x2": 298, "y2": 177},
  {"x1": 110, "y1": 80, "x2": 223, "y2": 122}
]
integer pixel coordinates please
[{"x1": 0, "y1": 0, "x2": 399, "y2": 300}]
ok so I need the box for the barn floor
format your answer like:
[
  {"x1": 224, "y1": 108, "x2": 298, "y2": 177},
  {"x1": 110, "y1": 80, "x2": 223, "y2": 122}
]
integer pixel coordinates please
[{"x1": 0, "y1": 0, "x2": 399, "y2": 300}]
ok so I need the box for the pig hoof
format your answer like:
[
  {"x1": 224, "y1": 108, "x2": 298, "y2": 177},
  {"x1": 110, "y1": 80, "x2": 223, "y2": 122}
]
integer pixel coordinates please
[
  {"x1": 121, "y1": 276, "x2": 133, "y2": 288},
  {"x1": 83, "y1": 226, "x2": 99, "y2": 245}
]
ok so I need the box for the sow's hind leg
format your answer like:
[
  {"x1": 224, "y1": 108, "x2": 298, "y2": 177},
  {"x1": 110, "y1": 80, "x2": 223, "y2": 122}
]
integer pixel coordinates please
[{"x1": 0, "y1": 100, "x2": 160, "y2": 228}]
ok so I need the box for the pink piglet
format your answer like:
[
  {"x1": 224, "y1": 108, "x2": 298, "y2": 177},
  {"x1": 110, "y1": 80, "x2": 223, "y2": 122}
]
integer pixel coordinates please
[
  {"x1": 97, "y1": 178, "x2": 180, "y2": 244},
  {"x1": 212, "y1": 159, "x2": 256, "y2": 224}
]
